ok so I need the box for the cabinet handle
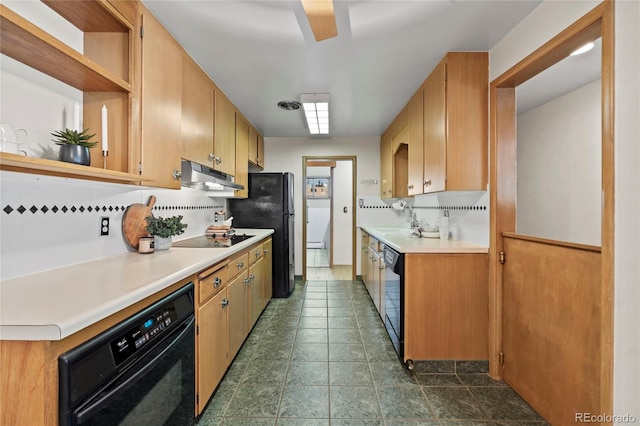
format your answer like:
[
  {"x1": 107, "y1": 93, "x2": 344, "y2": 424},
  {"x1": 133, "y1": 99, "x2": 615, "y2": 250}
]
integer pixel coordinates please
[
  {"x1": 221, "y1": 298, "x2": 229, "y2": 307},
  {"x1": 237, "y1": 261, "x2": 244, "y2": 269},
  {"x1": 244, "y1": 277, "x2": 250, "y2": 285},
  {"x1": 424, "y1": 179, "x2": 431, "y2": 186},
  {"x1": 215, "y1": 156, "x2": 222, "y2": 165},
  {"x1": 172, "y1": 170, "x2": 182, "y2": 180},
  {"x1": 263, "y1": 247, "x2": 268, "y2": 253},
  {"x1": 407, "y1": 184, "x2": 414, "y2": 190},
  {"x1": 214, "y1": 277, "x2": 222, "y2": 288},
  {"x1": 208, "y1": 153, "x2": 215, "y2": 161},
  {"x1": 256, "y1": 250, "x2": 261, "y2": 258}
]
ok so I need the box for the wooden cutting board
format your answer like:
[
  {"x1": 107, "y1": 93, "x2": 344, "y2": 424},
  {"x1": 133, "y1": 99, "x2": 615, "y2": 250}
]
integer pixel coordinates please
[{"x1": 122, "y1": 195, "x2": 156, "y2": 249}]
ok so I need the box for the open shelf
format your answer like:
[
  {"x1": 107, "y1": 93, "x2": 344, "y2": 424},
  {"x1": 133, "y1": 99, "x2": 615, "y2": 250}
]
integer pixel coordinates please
[
  {"x1": 42, "y1": 0, "x2": 133, "y2": 32},
  {"x1": 0, "y1": 4, "x2": 131, "y2": 92},
  {"x1": 0, "y1": 153, "x2": 153, "y2": 184}
]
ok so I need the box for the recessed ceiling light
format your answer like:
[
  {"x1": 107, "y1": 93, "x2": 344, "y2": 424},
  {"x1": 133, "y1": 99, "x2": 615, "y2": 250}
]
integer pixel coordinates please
[
  {"x1": 277, "y1": 101, "x2": 301, "y2": 111},
  {"x1": 570, "y1": 42, "x2": 595, "y2": 56}
]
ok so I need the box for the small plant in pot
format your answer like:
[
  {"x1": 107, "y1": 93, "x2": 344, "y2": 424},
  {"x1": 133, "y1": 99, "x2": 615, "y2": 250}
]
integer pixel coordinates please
[
  {"x1": 145, "y1": 215, "x2": 188, "y2": 250},
  {"x1": 52, "y1": 128, "x2": 98, "y2": 166}
]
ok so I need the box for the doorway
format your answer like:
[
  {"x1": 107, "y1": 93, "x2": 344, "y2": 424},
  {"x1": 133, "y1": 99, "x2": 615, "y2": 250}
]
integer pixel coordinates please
[
  {"x1": 489, "y1": 2, "x2": 613, "y2": 424},
  {"x1": 302, "y1": 156, "x2": 357, "y2": 282}
]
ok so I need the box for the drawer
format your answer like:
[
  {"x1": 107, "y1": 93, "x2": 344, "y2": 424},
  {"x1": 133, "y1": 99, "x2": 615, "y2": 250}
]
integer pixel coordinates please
[
  {"x1": 198, "y1": 263, "x2": 228, "y2": 303},
  {"x1": 229, "y1": 251, "x2": 249, "y2": 279},
  {"x1": 249, "y1": 243, "x2": 264, "y2": 265}
]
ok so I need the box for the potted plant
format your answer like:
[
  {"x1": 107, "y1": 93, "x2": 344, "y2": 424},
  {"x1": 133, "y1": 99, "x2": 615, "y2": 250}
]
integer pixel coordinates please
[
  {"x1": 51, "y1": 128, "x2": 97, "y2": 166},
  {"x1": 145, "y1": 215, "x2": 188, "y2": 250}
]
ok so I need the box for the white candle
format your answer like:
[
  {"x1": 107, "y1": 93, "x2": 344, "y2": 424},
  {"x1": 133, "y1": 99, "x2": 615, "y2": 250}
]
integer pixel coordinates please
[
  {"x1": 73, "y1": 101, "x2": 80, "y2": 131},
  {"x1": 101, "y1": 104, "x2": 108, "y2": 152}
]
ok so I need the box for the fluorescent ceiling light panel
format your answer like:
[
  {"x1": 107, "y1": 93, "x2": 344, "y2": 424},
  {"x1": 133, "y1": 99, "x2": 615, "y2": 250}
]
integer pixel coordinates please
[{"x1": 301, "y1": 93, "x2": 330, "y2": 135}]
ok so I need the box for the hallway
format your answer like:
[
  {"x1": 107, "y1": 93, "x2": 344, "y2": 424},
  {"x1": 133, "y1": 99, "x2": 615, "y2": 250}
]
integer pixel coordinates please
[{"x1": 198, "y1": 278, "x2": 547, "y2": 425}]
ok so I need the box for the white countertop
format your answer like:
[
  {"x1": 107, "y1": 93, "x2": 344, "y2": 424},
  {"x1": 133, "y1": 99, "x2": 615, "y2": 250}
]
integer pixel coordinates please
[
  {"x1": 0, "y1": 229, "x2": 273, "y2": 341},
  {"x1": 360, "y1": 224, "x2": 488, "y2": 254}
]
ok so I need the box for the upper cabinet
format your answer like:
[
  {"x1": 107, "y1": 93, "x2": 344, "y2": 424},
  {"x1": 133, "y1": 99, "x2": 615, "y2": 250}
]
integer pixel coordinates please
[
  {"x1": 383, "y1": 51, "x2": 488, "y2": 197},
  {"x1": 423, "y1": 52, "x2": 488, "y2": 193},
  {"x1": 181, "y1": 54, "x2": 214, "y2": 167},
  {"x1": 0, "y1": 1, "x2": 149, "y2": 183},
  {"x1": 234, "y1": 113, "x2": 249, "y2": 199},
  {"x1": 138, "y1": 5, "x2": 182, "y2": 189},
  {"x1": 407, "y1": 89, "x2": 424, "y2": 196},
  {"x1": 380, "y1": 129, "x2": 393, "y2": 199},
  {"x1": 248, "y1": 125, "x2": 264, "y2": 170},
  {"x1": 213, "y1": 90, "x2": 236, "y2": 176}
]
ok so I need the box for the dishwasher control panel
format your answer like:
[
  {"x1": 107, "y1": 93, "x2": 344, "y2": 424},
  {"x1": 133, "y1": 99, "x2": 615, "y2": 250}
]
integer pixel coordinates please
[{"x1": 110, "y1": 306, "x2": 178, "y2": 366}]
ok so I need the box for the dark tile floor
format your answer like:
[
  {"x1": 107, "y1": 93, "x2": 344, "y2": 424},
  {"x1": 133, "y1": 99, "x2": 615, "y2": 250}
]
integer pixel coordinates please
[{"x1": 198, "y1": 279, "x2": 548, "y2": 426}]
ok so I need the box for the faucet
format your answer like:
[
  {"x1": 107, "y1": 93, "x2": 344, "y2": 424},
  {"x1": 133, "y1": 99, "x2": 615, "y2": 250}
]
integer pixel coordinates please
[{"x1": 404, "y1": 204, "x2": 421, "y2": 229}]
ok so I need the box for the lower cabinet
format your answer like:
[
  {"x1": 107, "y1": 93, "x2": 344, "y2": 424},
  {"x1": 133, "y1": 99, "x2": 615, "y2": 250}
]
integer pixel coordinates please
[
  {"x1": 226, "y1": 271, "x2": 249, "y2": 363},
  {"x1": 194, "y1": 238, "x2": 273, "y2": 415},
  {"x1": 262, "y1": 239, "x2": 273, "y2": 304},
  {"x1": 197, "y1": 289, "x2": 228, "y2": 414},
  {"x1": 404, "y1": 253, "x2": 488, "y2": 361}
]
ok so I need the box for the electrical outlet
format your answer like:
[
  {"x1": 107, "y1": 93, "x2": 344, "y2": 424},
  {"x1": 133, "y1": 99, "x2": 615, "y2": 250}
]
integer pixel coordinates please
[{"x1": 100, "y1": 217, "x2": 110, "y2": 236}]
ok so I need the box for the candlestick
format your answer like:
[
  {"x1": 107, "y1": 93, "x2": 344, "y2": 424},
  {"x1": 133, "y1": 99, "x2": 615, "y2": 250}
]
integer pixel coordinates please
[{"x1": 101, "y1": 104, "x2": 108, "y2": 152}]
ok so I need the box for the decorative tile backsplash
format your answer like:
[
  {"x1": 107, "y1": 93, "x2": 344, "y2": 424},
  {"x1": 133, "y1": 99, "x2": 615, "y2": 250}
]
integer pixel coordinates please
[{"x1": 0, "y1": 171, "x2": 226, "y2": 280}]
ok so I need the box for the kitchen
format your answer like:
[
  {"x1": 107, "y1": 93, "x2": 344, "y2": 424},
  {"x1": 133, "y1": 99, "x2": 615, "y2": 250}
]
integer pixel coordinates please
[{"x1": 1, "y1": 0, "x2": 638, "y2": 425}]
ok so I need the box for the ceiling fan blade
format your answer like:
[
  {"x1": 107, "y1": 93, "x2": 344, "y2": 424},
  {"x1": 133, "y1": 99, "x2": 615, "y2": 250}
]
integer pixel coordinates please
[{"x1": 300, "y1": 0, "x2": 337, "y2": 42}]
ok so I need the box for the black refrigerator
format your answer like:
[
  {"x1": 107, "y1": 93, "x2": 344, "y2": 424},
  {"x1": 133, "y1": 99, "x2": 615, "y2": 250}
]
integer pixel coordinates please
[{"x1": 228, "y1": 172, "x2": 295, "y2": 298}]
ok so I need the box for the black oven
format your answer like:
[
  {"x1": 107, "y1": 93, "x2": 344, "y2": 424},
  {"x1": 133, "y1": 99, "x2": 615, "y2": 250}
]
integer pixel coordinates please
[
  {"x1": 59, "y1": 283, "x2": 195, "y2": 426},
  {"x1": 382, "y1": 246, "x2": 404, "y2": 362}
]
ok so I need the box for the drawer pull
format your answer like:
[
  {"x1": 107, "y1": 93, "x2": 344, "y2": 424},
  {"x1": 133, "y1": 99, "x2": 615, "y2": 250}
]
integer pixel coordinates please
[
  {"x1": 214, "y1": 277, "x2": 222, "y2": 288},
  {"x1": 221, "y1": 298, "x2": 229, "y2": 308},
  {"x1": 263, "y1": 247, "x2": 268, "y2": 253},
  {"x1": 255, "y1": 250, "x2": 261, "y2": 258},
  {"x1": 237, "y1": 261, "x2": 244, "y2": 269}
]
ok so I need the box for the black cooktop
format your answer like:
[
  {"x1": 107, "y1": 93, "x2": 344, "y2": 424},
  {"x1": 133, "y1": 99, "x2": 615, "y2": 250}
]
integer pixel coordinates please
[{"x1": 172, "y1": 234, "x2": 254, "y2": 248}]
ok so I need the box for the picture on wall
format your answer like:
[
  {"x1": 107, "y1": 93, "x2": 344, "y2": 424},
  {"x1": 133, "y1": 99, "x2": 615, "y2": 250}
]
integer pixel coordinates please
[{"x1": 306, "y1": 177, "x2": 331, "y2": 199}]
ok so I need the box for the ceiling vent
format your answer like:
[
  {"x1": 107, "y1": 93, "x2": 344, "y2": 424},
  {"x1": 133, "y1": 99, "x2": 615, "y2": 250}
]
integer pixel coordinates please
[{"x1": 277, "y1": 101, "x2": 301, "y2": 111}]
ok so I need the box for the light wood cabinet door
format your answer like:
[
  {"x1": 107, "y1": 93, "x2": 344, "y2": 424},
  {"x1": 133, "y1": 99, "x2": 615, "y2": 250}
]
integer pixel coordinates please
[
  {"x1": 423, "y1": 52, "x2": 488, "y2": 193},
  {"x1": 257, "y1": 133, "x2": 264, "y2": 168},
  {"x1": 360, "y1": 232, "x2": 369, "y2": 284},
  {"x1": 213, "y1": 90, "x2": 236, "y2": 176},
  {"x1": 182, "y1": 55, "x2": 214, "y2": 167},
  {"x1": 392, "y1": 127, "x2": 409, "y2": 199},
  {"x1": 234, "y1": 113, "x2": 249, "y2": 198},
  {"x1": 196, "y1": 289, "x2": 227, "y2": 415},
  {"x1": 423, "y1": 59, "x2": 447, "y2": 193},
  {"x1": 407, "y1": 89, "x2": 424, "y2": 196},
  {"x1": 262, "y1": 239, "x2": 273, "y2": 306},
  {"x1": 248, "y1": 256, "x2": 265, "y2": 329},
  {"x1": 139, "y1": 8, "x2": 182, "y2": 189},
  {"x1": 380, "y1": 130, "x2": 393, "y2": 199},
  {"x1": 404, "y1": 253, "x2": 488, "y2": 361},
  {"x1": 226, "y1": 272, "x2": 248, "y2": 364}
]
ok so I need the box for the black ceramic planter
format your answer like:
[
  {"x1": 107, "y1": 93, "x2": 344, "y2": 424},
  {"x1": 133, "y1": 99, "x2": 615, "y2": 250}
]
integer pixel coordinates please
[{"x1": 59, "y1": 145, "x2": 91, "y2": 166}]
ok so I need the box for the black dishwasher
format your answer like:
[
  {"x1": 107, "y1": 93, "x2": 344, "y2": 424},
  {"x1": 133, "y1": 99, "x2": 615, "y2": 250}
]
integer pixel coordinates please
[
  {"x1": 382, "y1": 245, "x2": 405, "y2": 362},
  {"x1": 59, "y1": 283, "x2": 195, "y2": 426}
]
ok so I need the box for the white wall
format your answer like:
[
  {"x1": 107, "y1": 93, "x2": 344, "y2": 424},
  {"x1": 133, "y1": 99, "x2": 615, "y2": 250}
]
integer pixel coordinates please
[
  {"x1": 517, "y1": 79, "x2": 601, "y2": 246},
  {"x1": 490, "y1": 0, "x2": 640, "y2": 419}
]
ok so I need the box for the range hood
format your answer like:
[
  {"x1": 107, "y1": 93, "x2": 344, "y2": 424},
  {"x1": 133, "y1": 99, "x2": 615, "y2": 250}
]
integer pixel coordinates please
[{"x1": 180, "y1": 159, "x2": 244, "y2": 191}]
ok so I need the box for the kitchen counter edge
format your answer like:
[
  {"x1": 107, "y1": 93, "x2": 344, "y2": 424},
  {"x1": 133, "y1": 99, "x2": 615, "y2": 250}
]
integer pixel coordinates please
[{"x1": 0, "y1": 229, "x2": 274, "y2": 341}]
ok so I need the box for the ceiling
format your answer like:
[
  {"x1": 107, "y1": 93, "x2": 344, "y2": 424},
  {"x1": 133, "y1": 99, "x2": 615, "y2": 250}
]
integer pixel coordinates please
[{"x1": 141, "y1": 1, "x2": 547, "y2": 138}]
